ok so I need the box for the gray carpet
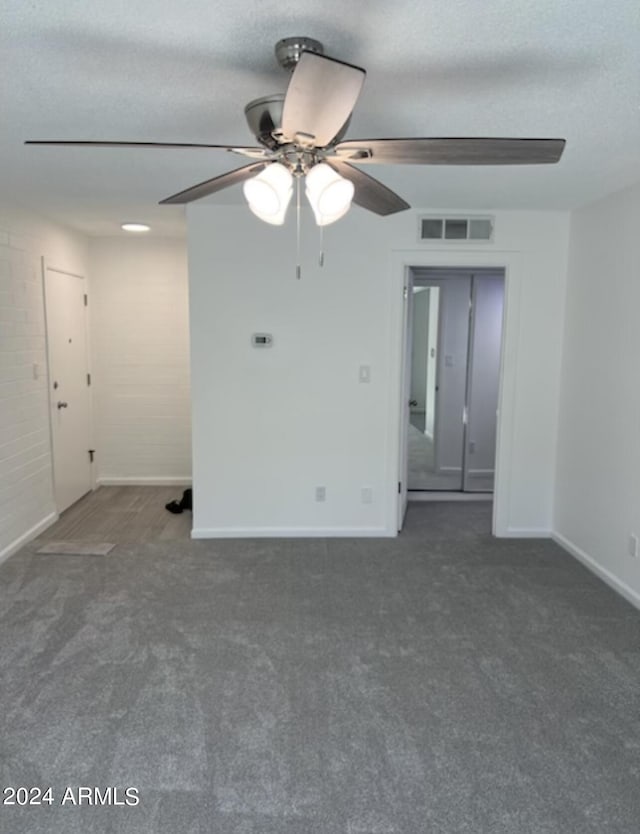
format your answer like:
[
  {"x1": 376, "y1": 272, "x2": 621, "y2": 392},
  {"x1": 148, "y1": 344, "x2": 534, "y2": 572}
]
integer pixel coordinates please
[{"x1": 1, "y1": 502, "x2": 639, "y2": 833}]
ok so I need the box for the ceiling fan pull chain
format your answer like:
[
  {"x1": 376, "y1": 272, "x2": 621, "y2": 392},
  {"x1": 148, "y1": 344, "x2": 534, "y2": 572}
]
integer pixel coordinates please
[
  {"x1": 319, "y1": 225, "x2": 324, "y2": 267},
  {"x1": 296, "y1": 175, "x2": 302, "y2": 280}
]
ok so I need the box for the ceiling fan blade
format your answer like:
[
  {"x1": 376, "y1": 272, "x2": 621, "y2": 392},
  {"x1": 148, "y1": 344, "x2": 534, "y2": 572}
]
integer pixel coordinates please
[
  {"x1": 332, "y1": 137, "x2": 566, "y2": 165},
  {"x1": 160, "y1": 162, "x2": 266, "y2": 205},
  {"x1": 280, "y1": 51, "x2": 365, "y2": 147},
  {"x1": 228, "y1": 147, "x2": 274, "y2": 160},
  {"x1": 327, "y1": 160, "x2": 409, "y2": 216},
  {"x1": 25, "y1": 139, "x2": 270, "y2": 158}
]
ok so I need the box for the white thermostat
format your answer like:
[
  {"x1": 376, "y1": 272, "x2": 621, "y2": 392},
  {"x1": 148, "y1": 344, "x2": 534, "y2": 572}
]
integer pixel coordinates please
[{"x1": 251, "y1": 333, "x2": 273, "y2": 347}]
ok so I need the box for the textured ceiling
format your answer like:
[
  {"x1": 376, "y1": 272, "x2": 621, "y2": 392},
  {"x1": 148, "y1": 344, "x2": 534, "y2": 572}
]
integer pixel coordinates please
[{"x1": 2, "y1": 1, "x2": 639, "y2": 237}]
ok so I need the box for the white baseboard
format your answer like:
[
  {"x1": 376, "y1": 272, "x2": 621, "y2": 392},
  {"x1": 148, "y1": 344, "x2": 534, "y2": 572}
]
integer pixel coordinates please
[
  {"x1": 409, "y1": 492, "x2": 492, "y2": 502},
  {"x1": 0, "y1": 512, "x2": 59, "y2": 565},
  {"x1": 499, "y1": 527, "x2": 551, "y2": 538},
  {"x1": 192, "y1": 526, "x2": 394, "y2": 539},
  {"x1": 553, "y1": 531, "x2": 640, "y2": 611},
  {"x1": 97, "y1": 477, "x2": 192, "y2": 487}
]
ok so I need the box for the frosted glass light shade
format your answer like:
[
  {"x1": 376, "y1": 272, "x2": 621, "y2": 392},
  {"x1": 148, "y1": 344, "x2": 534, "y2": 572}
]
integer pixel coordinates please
[
  {"x1": 243, "y1": 163, "x2": 293, "y2": 225},
  {"x1": 305, "y1": 163, "x2": 354, "y2": 226}
]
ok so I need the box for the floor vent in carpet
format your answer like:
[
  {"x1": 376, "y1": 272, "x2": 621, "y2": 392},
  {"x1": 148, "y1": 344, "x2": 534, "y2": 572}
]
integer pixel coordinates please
[{"x1": 36, "y1": 542, "x2": 115, "y2": 556}]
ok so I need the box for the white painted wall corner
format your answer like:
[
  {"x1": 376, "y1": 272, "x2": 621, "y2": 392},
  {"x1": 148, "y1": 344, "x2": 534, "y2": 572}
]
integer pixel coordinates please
[{"x1": 0, "y1": 512, "x2": 59, "y2": 565}]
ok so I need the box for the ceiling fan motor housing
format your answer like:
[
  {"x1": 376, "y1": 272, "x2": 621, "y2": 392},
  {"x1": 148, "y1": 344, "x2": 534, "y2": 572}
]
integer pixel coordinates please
[
  {"x1": 275, "y1": 37, "x2": 324, "y2": 71},
  {"x1": 245, "y1": 38, "x2": 353, "y2": 149},
  {"x1": 244, "y1": 93, "x2": 351, "y2": 150},
  {"x1": 244, "y1": 95, "x2": 285, "y2": 149}
]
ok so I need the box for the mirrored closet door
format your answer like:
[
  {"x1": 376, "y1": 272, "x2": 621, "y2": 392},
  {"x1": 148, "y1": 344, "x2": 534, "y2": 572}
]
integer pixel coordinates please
[{"x1": 407, "y1": 268, "x2": 505, "y2": 492}]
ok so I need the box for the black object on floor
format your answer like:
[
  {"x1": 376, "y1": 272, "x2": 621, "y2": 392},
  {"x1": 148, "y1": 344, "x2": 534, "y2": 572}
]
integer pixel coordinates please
[{"x1": 165, "y1": 487, "x2": 192, "y2": 514}]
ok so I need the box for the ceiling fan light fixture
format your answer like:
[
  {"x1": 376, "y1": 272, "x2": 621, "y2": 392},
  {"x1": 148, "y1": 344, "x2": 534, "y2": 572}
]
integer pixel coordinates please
[
  {"x1": 309, "y1": 200, "x2": 353, "y2": 227},
  {"x1": 243, "y1": 162, "x2": 293, "y2": 225},
  {"x1": 305, "y1": 163, "x2": 354, "y2": 226}
]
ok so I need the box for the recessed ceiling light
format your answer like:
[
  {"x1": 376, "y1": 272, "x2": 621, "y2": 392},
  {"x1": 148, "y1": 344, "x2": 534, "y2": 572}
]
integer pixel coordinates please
[{"x1": 121, "y1": 223, "x2": 150, "y2": 232}]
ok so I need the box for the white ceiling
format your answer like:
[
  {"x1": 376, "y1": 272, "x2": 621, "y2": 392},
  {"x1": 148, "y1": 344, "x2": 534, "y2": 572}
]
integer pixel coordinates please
[{"x1": 2, "y1": 1, "x2": 639, "y2": 237}]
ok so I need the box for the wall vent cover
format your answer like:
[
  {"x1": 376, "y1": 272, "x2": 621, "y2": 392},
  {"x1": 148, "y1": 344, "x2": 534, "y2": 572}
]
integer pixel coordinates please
[{"x1": 419, "y1": 215, "x2": 494, "y2": 242}]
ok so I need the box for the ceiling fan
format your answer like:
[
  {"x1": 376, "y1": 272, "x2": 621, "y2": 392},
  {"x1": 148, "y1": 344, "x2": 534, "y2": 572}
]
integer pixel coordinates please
[{"x1": 26, "y1": 36, "x2": 566, "y2": 226}]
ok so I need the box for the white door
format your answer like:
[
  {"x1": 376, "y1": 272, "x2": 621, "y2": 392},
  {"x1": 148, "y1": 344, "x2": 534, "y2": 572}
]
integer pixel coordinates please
[
  {"x1": 44, "y1": 264, "x2": 92, "y2": 512},
  {"x1": 397, "y1": 269, "x2": 412, "y2": 530}
]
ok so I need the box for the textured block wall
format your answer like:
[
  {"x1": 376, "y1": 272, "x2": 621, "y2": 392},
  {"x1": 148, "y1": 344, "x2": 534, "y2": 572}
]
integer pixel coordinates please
[{"x1": 0, "y1": 231, "x2": 55, "y2": 556}]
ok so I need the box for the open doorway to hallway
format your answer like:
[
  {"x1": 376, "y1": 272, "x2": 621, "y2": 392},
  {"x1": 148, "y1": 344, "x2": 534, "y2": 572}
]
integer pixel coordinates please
[{"x1": 406, "y1": 267, "x2": 505, "y2": 493}]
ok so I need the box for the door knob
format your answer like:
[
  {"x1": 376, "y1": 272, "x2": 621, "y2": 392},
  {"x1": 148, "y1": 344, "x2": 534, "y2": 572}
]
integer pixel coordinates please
[{"x1": 57, "y1": 401, "x2": 68, "y2": 409}]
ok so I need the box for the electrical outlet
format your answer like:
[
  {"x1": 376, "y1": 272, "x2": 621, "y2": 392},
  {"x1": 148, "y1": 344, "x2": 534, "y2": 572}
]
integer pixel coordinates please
[
  {"x1": 361, "y1": 487, "x2": 373, "y2": 504},
  {"x1": 628, "y1": 533, "x2": 639, "y2": 559},
  {"x1": 315, "y1": 486, "x2": 326, "y2": 503},
  {"x1": 359, "y1": 365, "x2": 371, "y2": 384}
]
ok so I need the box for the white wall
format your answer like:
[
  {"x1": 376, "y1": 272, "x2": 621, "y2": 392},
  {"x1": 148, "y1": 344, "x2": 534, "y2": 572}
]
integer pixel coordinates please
[
  {"x1": 89, "y1": 237, "x2": 191, "y2": 485},
  {"x1": 554, "y1": 182, "x2": 640, "y2": 608},
  {"x1": 0, "y1": 204, "x2": 88, "y2": 561},
  {"x1": 188, "y1": 205, "x2": 569, "y2": 538}
]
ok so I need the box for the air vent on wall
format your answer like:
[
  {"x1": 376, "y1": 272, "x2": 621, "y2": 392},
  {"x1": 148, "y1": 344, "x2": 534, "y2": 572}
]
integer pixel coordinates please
[{"x1": 419, "y1": 215, "x2": 494, "y2": 242}]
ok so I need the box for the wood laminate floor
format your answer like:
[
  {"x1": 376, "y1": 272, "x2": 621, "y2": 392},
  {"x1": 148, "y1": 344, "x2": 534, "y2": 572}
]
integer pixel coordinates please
[{"x1": 34, "y1": 486, "x2": 192, "y2": 544}]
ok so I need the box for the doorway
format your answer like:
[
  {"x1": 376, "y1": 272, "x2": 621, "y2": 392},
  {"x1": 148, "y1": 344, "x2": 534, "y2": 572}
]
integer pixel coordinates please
[
  {"x1": 43, "y1": 263, "x2": 93, "y2": 512},
  {"x1": 406, "y1": 267, "x2": 505, "y2": 493}
]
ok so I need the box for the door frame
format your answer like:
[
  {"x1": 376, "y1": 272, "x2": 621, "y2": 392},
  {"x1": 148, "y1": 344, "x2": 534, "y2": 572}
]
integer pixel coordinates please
[
  {"x1": 388, "y1": 249, "x2": 521, "y2": 537},
  {"x1": 42, "y1": 258, "x2": 95, "y2": 512},
  {"x1": 397, "y1": 267, "x2": 412, "y2": 530}
]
